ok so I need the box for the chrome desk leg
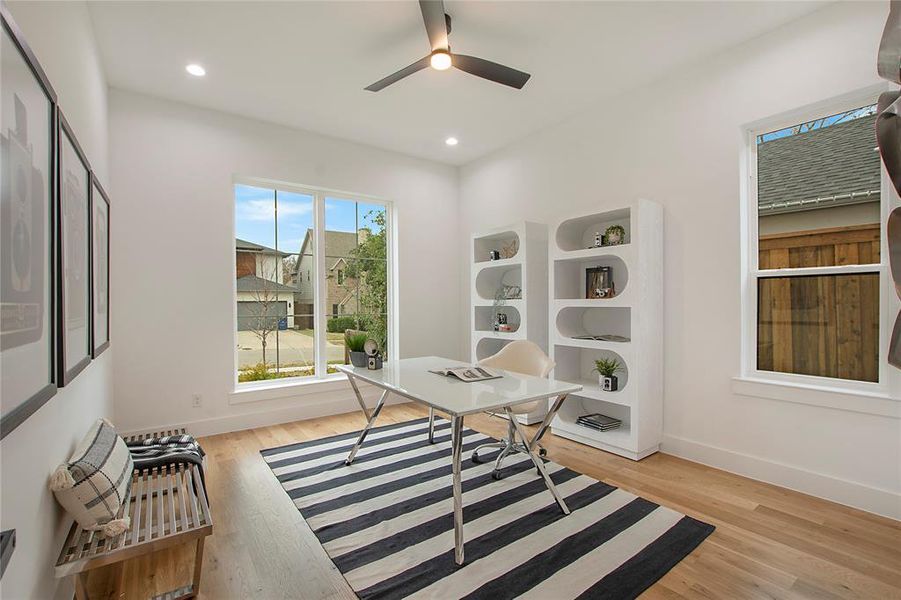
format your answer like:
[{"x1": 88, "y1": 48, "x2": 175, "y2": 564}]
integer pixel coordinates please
[
  {"x1": 345, "y1": 388, "x2": 389, "y2": 465},
  {"x1": 428, "y1": 407, "x2": 436, "y2": 443},
  {"x1": 506, "y1": 406, "x2": 570, "y2": 515},
  {"x1": 346, "y1": 373, "x2": 372, "y2": 420},
  {"x1": 529, "y1": 394, "x2": 568, "y2": 453},
  {"x1": 451, "y1": 415, "x2": 465, "y2": 565}
]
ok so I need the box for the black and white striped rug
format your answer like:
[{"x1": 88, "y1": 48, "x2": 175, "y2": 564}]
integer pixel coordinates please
[{"x1": 261, "y1": 417, "x2": 714, "y2": 599}]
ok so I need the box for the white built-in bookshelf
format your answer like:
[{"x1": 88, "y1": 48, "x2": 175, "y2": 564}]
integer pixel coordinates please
[
  {"x1": 471, "y1": 222, "x2": 548, "y2": 424},
  {"x1": 548, "y1": 200, "x2": 663, "y2": 460}
]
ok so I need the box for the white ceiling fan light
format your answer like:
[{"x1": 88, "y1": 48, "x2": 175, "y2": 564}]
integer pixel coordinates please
[
  {"x1": 185, "y1": 63, "x2": 206, "y2": 77},
  {"x1": 430, "y1": 51, "x2": 452, "y2": 71},
  {"x1": 445, "y1": 137, "x2": 459, "y2": 146}
]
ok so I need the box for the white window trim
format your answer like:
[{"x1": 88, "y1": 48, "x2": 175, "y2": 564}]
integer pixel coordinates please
[
  {"x1": 231, "y1": 175, "x2": 399, "y2": 395},
  {"x1": 738, "y1": 83, "x2": 901, "y2": 415}
]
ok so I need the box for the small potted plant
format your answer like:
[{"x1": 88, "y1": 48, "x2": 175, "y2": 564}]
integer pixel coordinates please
[
  {"x1": 604, "y1": 224, "x2": 626, "y2": 245},
  {"x1": 345, "y1": 331, "x2": 369, "y2": 367},
  {"x1": 593, "y1": 358, "x2": 624, "y2": 391}
]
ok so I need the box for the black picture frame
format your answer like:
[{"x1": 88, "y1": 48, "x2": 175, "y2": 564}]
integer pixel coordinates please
[
  {"x1": 90, "y1": 174, "x2": 110, "y2": 357},
  {"x1": 57, "y1": 112, "x2": 92, "y2": 386},
  {"x1": 585, "y1": 266, "x2": 614, "y2": 299},
  {"x1": 0, "y1": 5, "x2": 59, "y2": 440}
]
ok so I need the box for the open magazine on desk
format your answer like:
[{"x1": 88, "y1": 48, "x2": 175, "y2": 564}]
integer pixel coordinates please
[{"x1": 429, "y1": 366, "x2": 502, "y2": 382}]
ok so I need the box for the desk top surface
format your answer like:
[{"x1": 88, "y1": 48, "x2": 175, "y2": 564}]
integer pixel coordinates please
[{"x1": 337, "y1": 356, "x2": 581, "y2": 417}]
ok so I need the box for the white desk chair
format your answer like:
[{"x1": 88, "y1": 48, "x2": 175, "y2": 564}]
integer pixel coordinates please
[{"x1": 472, "y1": 340, "x2": 555, "y2": 479}]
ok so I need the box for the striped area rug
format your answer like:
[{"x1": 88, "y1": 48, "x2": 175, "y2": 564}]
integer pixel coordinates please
[{"x1": 261, "y1": 417, "x2": 714, "y2": 599}]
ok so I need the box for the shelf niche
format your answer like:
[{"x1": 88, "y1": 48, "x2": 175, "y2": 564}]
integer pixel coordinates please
[
  {"x1": 474, "y1": 305, "x2": 521, "y2": 333},
  {"x1": 474, "y1": 264, "x2": 523, "y2": 302},
  {"x1": 554, "y1": 255, "x2": 628, "y2": 300},
  {"x1": 475, "y1": 337, "x2": 513, "y2": 361},
  {"x1": 556, "y1": 306, "x2": 630, "y2": 341},
  {"x1": 473, "y1": 231, "x2": 520, "y2": 264},
  {"x1": 555, "y1": 208, "x2": 631, "y2": 252},
  {"x1": 555, "y1": 397, "x2": 632, "y2": 441},
  {"x1": 553, "y1": 345, "x2": 629, "y2": 393}
]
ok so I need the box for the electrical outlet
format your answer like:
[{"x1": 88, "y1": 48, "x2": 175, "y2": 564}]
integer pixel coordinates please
[{"x1": 192, "y1": 394, "x2": 202, "y2": 408}]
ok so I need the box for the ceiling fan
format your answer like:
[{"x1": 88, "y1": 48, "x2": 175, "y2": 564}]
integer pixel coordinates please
[{"x1": 364, "y1": 0, "x2": 531, "y2": 92}]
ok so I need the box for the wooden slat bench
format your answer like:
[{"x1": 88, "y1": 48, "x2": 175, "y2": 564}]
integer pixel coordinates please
[{"x1": 55, "y1": 429, "x2": 213, "y2": 600}]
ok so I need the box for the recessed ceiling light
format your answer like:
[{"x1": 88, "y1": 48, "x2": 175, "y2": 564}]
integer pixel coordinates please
[
  {"x1": 430, "y1": 51, "x2": 452, "y2": 71},
  {"x1": 185, "y1": 63, "x2": 206, "y2": 77},
  {"x1": 445, "y1": 137, "x2": 459, "y2": 146}
]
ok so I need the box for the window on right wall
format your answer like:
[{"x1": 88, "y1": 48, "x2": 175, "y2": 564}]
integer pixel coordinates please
[{"x1": 750, "y1": 100, "x2": 884, "y2": 384}]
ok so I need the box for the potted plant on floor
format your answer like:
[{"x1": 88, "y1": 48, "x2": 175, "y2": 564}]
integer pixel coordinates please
[
  {"x1": 346, "y1": 331, "x2": 369, "y2": 367},
  {"x1": 593, "y1": 358, "x2": 623, "y2": 391}
]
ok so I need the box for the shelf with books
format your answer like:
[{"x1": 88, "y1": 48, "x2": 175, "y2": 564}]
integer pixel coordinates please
[
  {"x1": 552, "y1": 396, "x2": 635, "y2": 456},
  {"x1": 549, "y1": 199, "x2": 662, "y2": 460}
]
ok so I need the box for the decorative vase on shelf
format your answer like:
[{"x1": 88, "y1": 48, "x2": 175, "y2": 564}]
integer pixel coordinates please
[
  {"x1": 604, "y1": 225, "x2": 625, "y2": 245},
  {"x1": 599, "y1": 375, "x2": 619, "y2": 392}
]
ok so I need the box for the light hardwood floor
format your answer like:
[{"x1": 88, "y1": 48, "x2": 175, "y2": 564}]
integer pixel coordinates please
[{"x1": 87, "y1": 403, "x2": 901, "y2": 599}]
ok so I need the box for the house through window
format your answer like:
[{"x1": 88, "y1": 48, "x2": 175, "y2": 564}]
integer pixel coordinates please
[
  {"x1": 234, "y1": 182, "x2": 391, "y2": 385},
  {"x1": 750, "y1": 102, "x2": 882, "y2": 383}
]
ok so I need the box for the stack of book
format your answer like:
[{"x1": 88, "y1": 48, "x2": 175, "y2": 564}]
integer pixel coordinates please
[{"x1": 576, "y1": 413, "x2": 622, "y2": 432}]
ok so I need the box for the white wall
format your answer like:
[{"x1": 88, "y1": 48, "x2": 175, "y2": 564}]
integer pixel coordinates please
[
  {"x1": 0, "y1": 2, "x2": 111, "y2": 599},
  {"x1": 459, "y1": 1, "x2": 901, "y2": 518},
  {"x1": 108, "y1": 90, "x2": 461, "y2": 435}
]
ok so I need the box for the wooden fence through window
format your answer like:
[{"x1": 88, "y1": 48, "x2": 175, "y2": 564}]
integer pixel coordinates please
[{"x1": 757, "y1": 223, "x2": 880, "y2": 382}]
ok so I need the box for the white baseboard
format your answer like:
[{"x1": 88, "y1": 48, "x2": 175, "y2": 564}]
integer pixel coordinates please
[
  {"x1": 121, "y1": 388, "x2": 396, "y2": 439},
  {"x1": 661, "y1": 434, "x2": 901, "y2": 520}
]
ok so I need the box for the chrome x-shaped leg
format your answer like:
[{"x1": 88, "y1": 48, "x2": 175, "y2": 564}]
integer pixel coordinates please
[
  {"x1": 504, "y1": 406, "x2": 569, "y2": 515},
  {"x1": 344, "y1": 382, "x2": 389, "y2": 466},
  {"x1": 428, "y1": 407, "x2": 436, "y2": 443}
]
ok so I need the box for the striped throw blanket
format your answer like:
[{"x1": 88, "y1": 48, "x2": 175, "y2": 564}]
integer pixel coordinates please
[{"x1": 125, "y1": 434, "x2": 206, "y2": 491}]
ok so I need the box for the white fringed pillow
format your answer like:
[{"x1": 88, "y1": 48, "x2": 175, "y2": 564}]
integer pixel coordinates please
[{"x1": 49, "y1": 418, "x2": 134, "y2": 537}]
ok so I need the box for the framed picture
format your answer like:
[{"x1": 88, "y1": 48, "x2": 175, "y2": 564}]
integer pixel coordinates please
[
  {"x1": 586, "y1": 266, "x2": 615, "y2": 299},
  {"x1": 90, "y1": 175, "x2": 109, "y2": 357},
  {"x1": 0, "y1": 6, "x2": 59, "y2": 439},
  {"x1": 57, "y1": 112, "x2": 92, "y2": 385}
]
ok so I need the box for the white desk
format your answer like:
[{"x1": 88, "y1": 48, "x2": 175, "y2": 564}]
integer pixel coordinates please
[{"x1": 337, "y1": 356, "x2": 582, "y2": 565}]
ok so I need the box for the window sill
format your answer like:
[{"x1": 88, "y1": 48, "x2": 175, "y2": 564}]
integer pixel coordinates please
[
  {"x1": 731, "y1": 376, "x2": 899, "y2": 419},
  {"x1": 229, "y1": 373, "x2": 355, "y2": 405}
]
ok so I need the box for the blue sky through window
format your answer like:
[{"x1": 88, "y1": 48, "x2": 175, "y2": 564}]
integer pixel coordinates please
[
  {"x1": 756, "y1": 105, "x2": 876, "y2": 144},
  {"x1": 235, "y1": 185, "x2": 386, "y2": 255}
]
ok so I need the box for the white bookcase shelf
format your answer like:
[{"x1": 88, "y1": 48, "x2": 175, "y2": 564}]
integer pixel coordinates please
[
  {"x1": 471, "y1": 222, "x2": 548, "y2": 424},
  {"x1": 548, "y1": 200, "x2": 663, "y2": 460}
]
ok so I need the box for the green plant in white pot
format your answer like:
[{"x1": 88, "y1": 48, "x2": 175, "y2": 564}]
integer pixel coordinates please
[
  {"x1": 604, "y1": 224, "x2": 626, "y2": 245},
  {"x1": 593, "y1": 358, "x2": 623, "y2": 391}
]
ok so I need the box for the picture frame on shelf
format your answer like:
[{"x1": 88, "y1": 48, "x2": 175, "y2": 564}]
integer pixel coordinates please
[
  {"x1": 0, "y1": 5, "x2": 59, "y2": 439},
  {"x1": 90, "y1": 175, "x2": 110, "y2": 357},
  {"x1": 585, "y1": 266, "x2": 614, "y2": 299},
  {"x1": 58, "y1": 112, "x2": 92, "y2": 386}
]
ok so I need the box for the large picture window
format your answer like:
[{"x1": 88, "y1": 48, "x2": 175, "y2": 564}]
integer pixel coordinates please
[
  {"x1": 234, "y1": 181, "x2": 392, "y2": 386},
  {"x1": 745, "y1": 94, "x2": 888, "y2": 388}
]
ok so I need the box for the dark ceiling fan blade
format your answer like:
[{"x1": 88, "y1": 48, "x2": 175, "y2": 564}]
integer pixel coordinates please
[
  {"x1": 364, "y1": 56, "x2": 431, "y2": 92},
  {"x1": 452, "y1": 54, "x2": 531, "y2": 89},
  {"x1": 419, "y1": 0, "x2": 449, "y2": 52}
]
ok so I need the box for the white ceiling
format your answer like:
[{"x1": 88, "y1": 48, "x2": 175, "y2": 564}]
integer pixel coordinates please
[{"x1": 88, "y1": 1, "x2": 827, "y2": 166}]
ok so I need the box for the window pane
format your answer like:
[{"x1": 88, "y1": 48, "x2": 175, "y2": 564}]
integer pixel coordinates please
[
  {"x1": 276, "y1": 191, "x2": 313, "y2": 253},
  {"x1": 236, "y1": 184, "x2": 315, "y2": 383},
  {"x1": 235, "y1": 185, "x2": 275, "y2": 250},
  {"x1": 757, "y1": 273, "x2": 879, "y2": 382},
  {"x1": 325, "y1": 198, "x2": 389, "y2": 355},
  {"x1": 272, "y1": 318, "x2": 317, "y2": 379},
  {"x1": 757, "y1": 106, "x2": 881, "y2": 269}
]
